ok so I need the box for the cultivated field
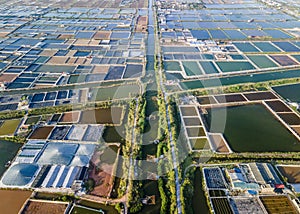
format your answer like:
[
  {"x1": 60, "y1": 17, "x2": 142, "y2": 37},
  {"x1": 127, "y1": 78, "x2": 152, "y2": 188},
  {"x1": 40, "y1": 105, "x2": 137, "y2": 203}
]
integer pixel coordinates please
[
  {"x1": 21, "y1": 200, "x2": 68, "y2": 214},
  {"x1": 260, "y1": 196, "x2": 298, "y2": 214},
  {"x1": 211, "y1": 198, "x2": 233, "y2": 214},
  {"x1": 209, "y1": 190, "x2": 226, "y2": 197},
  {"x1": 0, "y1": 190, "x2": 32, "y2": 214}
]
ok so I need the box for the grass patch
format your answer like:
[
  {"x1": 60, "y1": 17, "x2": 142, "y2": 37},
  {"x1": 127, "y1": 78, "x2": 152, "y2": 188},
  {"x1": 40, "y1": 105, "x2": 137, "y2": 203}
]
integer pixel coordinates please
[
  {"x1": 25, "y1": 116, "x2": 40, "y2": 125},
  {"x1": 0, "y1": 119, "x2": 21, "y2": 136}
]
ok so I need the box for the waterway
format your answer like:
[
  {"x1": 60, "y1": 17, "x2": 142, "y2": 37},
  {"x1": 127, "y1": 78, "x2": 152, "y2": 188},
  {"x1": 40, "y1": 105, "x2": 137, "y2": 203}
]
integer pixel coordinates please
[
  {"x1": 180, "y1": 69, "x2": 300, "y2": 90},
  {"x1": 192, "y1": 168, "x2": 210, "y2": 214}
]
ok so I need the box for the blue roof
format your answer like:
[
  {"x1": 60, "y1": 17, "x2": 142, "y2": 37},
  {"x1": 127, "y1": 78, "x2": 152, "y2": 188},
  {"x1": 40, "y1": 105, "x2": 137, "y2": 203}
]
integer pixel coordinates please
[
  {"x1": 248, "y1": 190, "x2": 258, "y2": 195},
  {"x1": 2, "y1": 163, "x2": 39, "y2": 186}
]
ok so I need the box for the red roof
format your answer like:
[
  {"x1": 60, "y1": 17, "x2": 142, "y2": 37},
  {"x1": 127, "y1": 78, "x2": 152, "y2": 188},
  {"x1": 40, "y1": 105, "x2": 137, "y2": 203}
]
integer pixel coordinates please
[{"x1": 275, "y1": 184, "x2": 285, "y2": 189}]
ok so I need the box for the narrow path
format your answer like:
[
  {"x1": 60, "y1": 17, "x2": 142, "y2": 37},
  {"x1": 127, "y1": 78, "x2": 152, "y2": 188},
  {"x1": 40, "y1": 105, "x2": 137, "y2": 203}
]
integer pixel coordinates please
[
  {"x1": 124, "y1": 97, "x2": 139, "y2": 214},
  {"x1": 151, "y1": 0, "x2": 182, "y2": 212},
  {"x1": 126, "y1": 97, "x2": 139, "y2": 191}
]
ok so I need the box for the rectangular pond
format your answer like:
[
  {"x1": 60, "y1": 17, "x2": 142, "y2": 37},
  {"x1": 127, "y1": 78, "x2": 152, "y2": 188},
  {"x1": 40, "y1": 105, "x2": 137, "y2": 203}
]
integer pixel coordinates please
[
  {"x1": 193, "y1": 168, "x2": 210, "y2": 214},
  {"x1": 247, "y1": 55, "x2": 278, "y2": 69},
  {"x1": 273, "y1": 83, "x2": 300, "y2": 103},
  {"x1": 216, "y1": 61, "x2": 255, "y2": 72},
  {"x1": 180, "y1": 69, "x2": 300, "y2": 90},
  {"x1": 205, "y1": 104, "x2": 300, "y2": 152}
]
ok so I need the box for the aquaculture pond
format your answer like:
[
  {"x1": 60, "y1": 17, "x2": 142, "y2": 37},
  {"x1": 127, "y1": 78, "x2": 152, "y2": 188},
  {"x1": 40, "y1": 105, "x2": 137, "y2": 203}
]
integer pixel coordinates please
[
  {"x1": 193, "y1": 168, "x2": 210, "y2": 214},
  {"x1": 164, "y1": 61, "x2": 181, "y2": 71},
  {"x1": 92, "y1": 84, "x2": 140, "y2": 101},
  {"x1": 273, "y1": 83, "x2": 300, "y2": 103},
  {"x1": 247, "y1": 55, "x2": 278, "y2": 69},
  {"x1": 183, "y1": 61, "x2": 203, "y2": 76},
  {"x1": 252, "y1": 42, "x2": 281, "y2": 52},
  {"x1": 0, "y1": 140, "x2": 22, "y2": 176},
  {"x1": 216, "y1": 61, "x2": 255, "y2": 72},
  {"x1": 233, "y1": 42, "x2": 260, "y2": 53},
  {"x1": 24, "y1": 116, "x2": 41, "y2": 125},
  {"x1": 102, "y1": 126, "x2": 125, "y2": 143},
  {"x1": 205, "y1": 104, "x2": 300, "y2": 152},
  {"x1": 199, "y1": 61, "x2": 219, "y2": 74},
  {"x1": 80, "y1": 107, "x2": 123, "y2": 125},
  {"x1": 71, "y1": 206, "x2": 104, "y2": 214},
  {"x1": 180, "y1": 69, "x2": 300, "y2": 90}
]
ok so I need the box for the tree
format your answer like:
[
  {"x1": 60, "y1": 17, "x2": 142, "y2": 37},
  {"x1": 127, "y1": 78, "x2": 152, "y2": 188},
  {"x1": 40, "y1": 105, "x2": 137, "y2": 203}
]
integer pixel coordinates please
[{"x1": 84, "y1": 179, "x2": 95, "y2": 192}]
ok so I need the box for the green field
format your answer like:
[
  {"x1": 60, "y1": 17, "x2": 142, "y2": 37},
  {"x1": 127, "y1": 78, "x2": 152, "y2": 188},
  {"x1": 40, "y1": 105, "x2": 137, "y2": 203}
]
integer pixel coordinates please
[
  {"x1": 205, "y1": 104, "x2": 300, "y2": 152},
  {"x1": 0, "y1": 119, "x2": 21, "y2": 136},
  {"x1": 25, "y1": 116, "x2": 41, "y2": 125}
]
